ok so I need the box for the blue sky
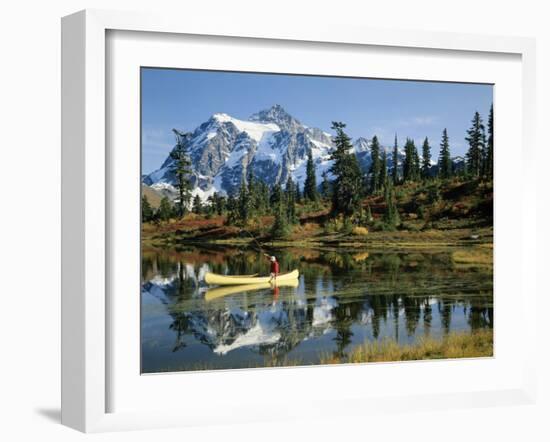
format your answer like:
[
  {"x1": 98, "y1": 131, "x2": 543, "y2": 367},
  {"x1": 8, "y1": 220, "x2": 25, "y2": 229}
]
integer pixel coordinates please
[{"x1": 141, "y1": 68, "x2": 493, "y2": 174}]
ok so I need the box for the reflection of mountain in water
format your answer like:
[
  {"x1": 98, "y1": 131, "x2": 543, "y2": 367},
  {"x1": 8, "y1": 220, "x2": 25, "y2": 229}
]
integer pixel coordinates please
[
  {"x1": 141, "y1": 258, "x2": 493, "y2": 363},
  {"x1": 143, "y1": 272, "x2": 340, "y2": 357}
]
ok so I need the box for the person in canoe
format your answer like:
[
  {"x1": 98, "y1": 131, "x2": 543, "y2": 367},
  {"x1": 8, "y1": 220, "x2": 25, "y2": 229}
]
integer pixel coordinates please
[{"x1": 264, "y1": 253, "x2": 279, "y2": 282}]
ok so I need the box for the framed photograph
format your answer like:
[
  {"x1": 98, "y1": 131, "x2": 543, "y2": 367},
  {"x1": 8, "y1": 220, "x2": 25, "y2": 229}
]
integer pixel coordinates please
[{"x1": 61, "y1": 9, "x2": 537, "y2": 432}]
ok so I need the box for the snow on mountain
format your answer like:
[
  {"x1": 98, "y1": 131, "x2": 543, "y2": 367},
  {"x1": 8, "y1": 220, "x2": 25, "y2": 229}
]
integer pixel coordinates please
[{"x1": 143, "y1": 105, "x2": 404, "y2": 199}]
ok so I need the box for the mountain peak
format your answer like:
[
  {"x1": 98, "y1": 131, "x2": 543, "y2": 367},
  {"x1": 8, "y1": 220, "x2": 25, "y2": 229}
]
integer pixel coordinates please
[
  {"x1": 144, "y1": 107, "x2": 405, "y2": 197},
  {"x1": 249, "y1": 104, "x2": 301, "y2": 131},
  {"x1": 211, "y1": 112, "x2": 233, "y2": 123}
]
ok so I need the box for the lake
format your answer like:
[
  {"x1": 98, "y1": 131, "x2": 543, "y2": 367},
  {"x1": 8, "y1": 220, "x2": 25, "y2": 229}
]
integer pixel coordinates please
[{"x1": 141, "y1": 245, "x2": 493, "y2": 373}]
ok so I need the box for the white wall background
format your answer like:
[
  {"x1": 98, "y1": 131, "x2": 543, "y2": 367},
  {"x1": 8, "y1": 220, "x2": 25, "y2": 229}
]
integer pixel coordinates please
[{"x1": 0, "y1": 1, "x2": 547, "y2": 441}]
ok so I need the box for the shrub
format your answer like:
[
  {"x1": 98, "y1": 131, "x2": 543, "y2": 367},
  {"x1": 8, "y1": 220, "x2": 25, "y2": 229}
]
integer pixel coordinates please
[
  {"x1": 341, "y1": 217, "x2": 354, "y2": 234},
  {"x1": 427, "y1": 184, "x2": 441, "y2": 204},
  {"x1": 352, "y1": 226, "x2": 369, "y2": 236}
]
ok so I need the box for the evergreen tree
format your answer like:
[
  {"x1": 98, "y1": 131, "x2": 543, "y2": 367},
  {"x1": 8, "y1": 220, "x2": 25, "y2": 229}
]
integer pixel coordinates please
[
  {"x1": 382, "y1": 179, "x2": 400, "y2": 229},
  {"x1": 158, "y1": 197, "x2": 172, "y2": 223},
  {"x1": 205, "y1": 194, "x2": 216, "y2": 216},
  {"x1": 270, "y1": 183, "x2": 283, "y2": 212},
  {"x1": 237, "y1": 179, "x2": 251, "y2": 224},
  {"x1": 369, "y1": 135, "x2": 381, "y2": 193},
  {"x1": 192, "y1": 194, "x2": 202, "y2": 214},
  {"x1": 247, "y1": 169, "x2": 259, "y2": 216},
  {"x1": 329, "y1": 122, "x2": 363, "y2": 218},
  {"x1": 209, "y1": 192, "x2": 226, "y2": 216},
  {"x1": 403, "y1": 138, "x2": 419, "y2": 182},
  {"x1": 285, "y1": 177, "x2": 298, "y2": 224},
  {"x1": 438, "y1": 128, "x2": 452, "y2": 179},
  {"x1": 271, "y1": 198, "x2": 290, "y2": 239},
  {"x1": 321, "y1": 171, "x2": 331, "y2": 200},
  {"x1": 141, "y1": 195, "x2": 154, "y2": 222},
  {"x1": 295, "y1": 183, "x2": 302, "y2": 204},
  {"x1": 170, "y1": 130, "x2": 193, "y2": 218},
  {"x1": 421, "y1": 137, "x2": 432, "y2": 179},
  {"x1": 484, "y1": 104, "x2": 494, "y2": 179},
  {"x1": 392, "y1": 134, "x2": 400, "y2": 185},
  {"x1": 379, "y1": 148, "x2": 387, "y2": 190},
  {"x1": 465, "y1": 111, "x2": 486, "y2": 177},
  {"x1": 413, "y1": 142, "x2": 420, "y2": 180},
  {"x1": 303, "y1": 150, "x2": 319, "y2": 202},
  {"x1": 225, "y1": 194, "x2": 238, "y2": 225},
  {"x1": 259, "y1": 181, "x2": 270, "y2": 213}
]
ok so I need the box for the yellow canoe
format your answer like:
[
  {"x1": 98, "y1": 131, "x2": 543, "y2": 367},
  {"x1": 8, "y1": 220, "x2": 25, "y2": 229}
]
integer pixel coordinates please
[
  {"x1": 205, "y1": 279, "x2": 299, "y2": 301},
  {"x1": 204, "y1": 269, "x2": 299, "y2": 286}
]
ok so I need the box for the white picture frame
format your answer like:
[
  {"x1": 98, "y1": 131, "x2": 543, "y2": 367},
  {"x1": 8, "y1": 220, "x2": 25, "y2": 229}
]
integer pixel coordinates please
[{"x1": 61, "y1": 9, "x2": 537, "y2": 433}]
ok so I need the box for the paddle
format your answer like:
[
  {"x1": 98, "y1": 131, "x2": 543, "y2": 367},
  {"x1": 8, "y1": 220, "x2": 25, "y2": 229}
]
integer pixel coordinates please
[{"x1": 239, "y1": 227, "x2": 268, "y2": 256}]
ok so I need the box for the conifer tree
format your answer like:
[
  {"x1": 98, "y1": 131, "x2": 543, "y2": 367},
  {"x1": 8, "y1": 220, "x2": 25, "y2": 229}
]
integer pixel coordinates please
[
  {"x1": 192, "y1": 194, "x2": 202, "y2": 214},
  {"x1": 329, "y1": 122, "x2": 363, "y2": 218},
  {"x1": 285, "y1": 177, "x2": 297, "y2": 224},
  {"x1": 270, "y1": 183, "x2": 283, "y2": 212},
  {"x1": 421, "y1": 137, "x2": 432, "y2": 179},
  {"x1": 392, "y1": 134, "x2": 399, "y2": 186},
  {"x1": 403, "y1": 138, "x2": 419, "y2": 182},
  {"x1": 206, "y1": 194, "x2": 218, "y2": 216},
  {"x1": 225, "y1": 194, "x2": 238, "y2": 225},
  {"x1": 237, "y1": 180, "x2": 251, "y2": 224},
  {"x1": 158, "y1": 196, "x2": 172, "y2": 223},
  {"x1": 210, "y1": 192, "x2": 226, "y2": 216},
  {"x1": 321, "y1": 171, "x2": 331, "y2": 200},
  {"x1": 465, "y1": 111, "x2": 486, "y2": 177},
  {"x1": 484, "y1": 104, "x2": 494, "y2": 179},
  {"x1": 271, "y1": 198, "x2": 290, "y2": 239},
  {"x1": 304, "y1": 150, "x2": 319, "y2": 202},
  {"x1": 170, "y1": 130, "x2": 193, "y2": 218},
  {"x1": 438, "y1": 128, "x2": 452, "y2": 179},
  {"x1": 370, "y1": 135, "x2": 381, "y2": 193},
  {"x1": 246, "y1": 169, "x2": 259, "y2": 216},
  {"x1": 259, "y1": 181, "x2": 270, "y2": 213},
  {"x1": 379, "y1": 148, "x2": 387, "y2": 190},
  {"x1": 141, "y1": 195, "x2": 154, "y2": 222},
  {"x1": 392, "y1": 134, "x2": 400, "y2": 185},
  {"x1": 413, "y1": 142, "x2": 420, "y2": 180},
  {"x1": 382, "y1": 179, "x2": 400, "y2": 229},
  {"x1": 295, "y1": 183, "x2": 302, "y2": 204}
]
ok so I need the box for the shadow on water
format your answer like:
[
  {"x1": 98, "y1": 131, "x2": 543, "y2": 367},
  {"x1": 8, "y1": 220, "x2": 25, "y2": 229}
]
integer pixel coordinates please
[{"x1": 141, "y1": 245, "x2": 493, "y2": 373}]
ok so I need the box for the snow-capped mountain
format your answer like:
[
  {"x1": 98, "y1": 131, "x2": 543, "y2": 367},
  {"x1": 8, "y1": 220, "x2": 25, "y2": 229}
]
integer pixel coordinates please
[{"x1": 143, "y1": 105, "x2": 401, "y2": 198}]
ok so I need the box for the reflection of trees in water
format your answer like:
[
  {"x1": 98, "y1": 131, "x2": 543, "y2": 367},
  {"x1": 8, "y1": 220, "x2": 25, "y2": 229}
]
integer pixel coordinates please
[
  {"x1": 142, "y1": 247, "x2": 493, "y2": 359},
  {"x1": 403, "y1": 296, "x2": 422, "y2": 336},
  {"x1": 439, "y1": 301, "x2": 452, "y2": 334},
  {"x1": 423, "y1": 299, "x2": 433, "y2": 336},
  {"x1": 169, "y1": 314, "x2": 190, "y2": 352},
  {"x1": 141, "y1": 251, "x2": 179, "y2": 282},
  {"x1": 468, "y1": 298, "x2": 494, "y2": 330}
]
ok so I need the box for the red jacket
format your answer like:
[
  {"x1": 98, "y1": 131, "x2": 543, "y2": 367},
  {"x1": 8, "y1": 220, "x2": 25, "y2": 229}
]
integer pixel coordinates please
[{"x1": 270, "y1": 260, "x2": 279, "y2": 275}]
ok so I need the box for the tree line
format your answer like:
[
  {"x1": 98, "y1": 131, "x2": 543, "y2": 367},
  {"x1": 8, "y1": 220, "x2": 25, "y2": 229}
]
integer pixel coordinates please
[{"x1": 143, "y1": 106, "x2": 493, "y2": 235}]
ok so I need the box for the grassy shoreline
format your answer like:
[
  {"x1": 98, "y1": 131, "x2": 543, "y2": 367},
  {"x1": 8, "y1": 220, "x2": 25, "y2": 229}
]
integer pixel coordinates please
[
  {"x1": 142, "y1": 223, "x2": 493, "y2": 252},
  {"x1": 321, "y1": 330, "x2": 493, "y2": 365},
  {"x1": 143, "y1": 330, "x2": 493, "y2": 373}
]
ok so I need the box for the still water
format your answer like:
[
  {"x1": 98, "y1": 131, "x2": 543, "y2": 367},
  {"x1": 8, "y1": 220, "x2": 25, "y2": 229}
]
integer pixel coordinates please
[{"x1": 141, "y1": 245, "x2": 493, "y2": 373}]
